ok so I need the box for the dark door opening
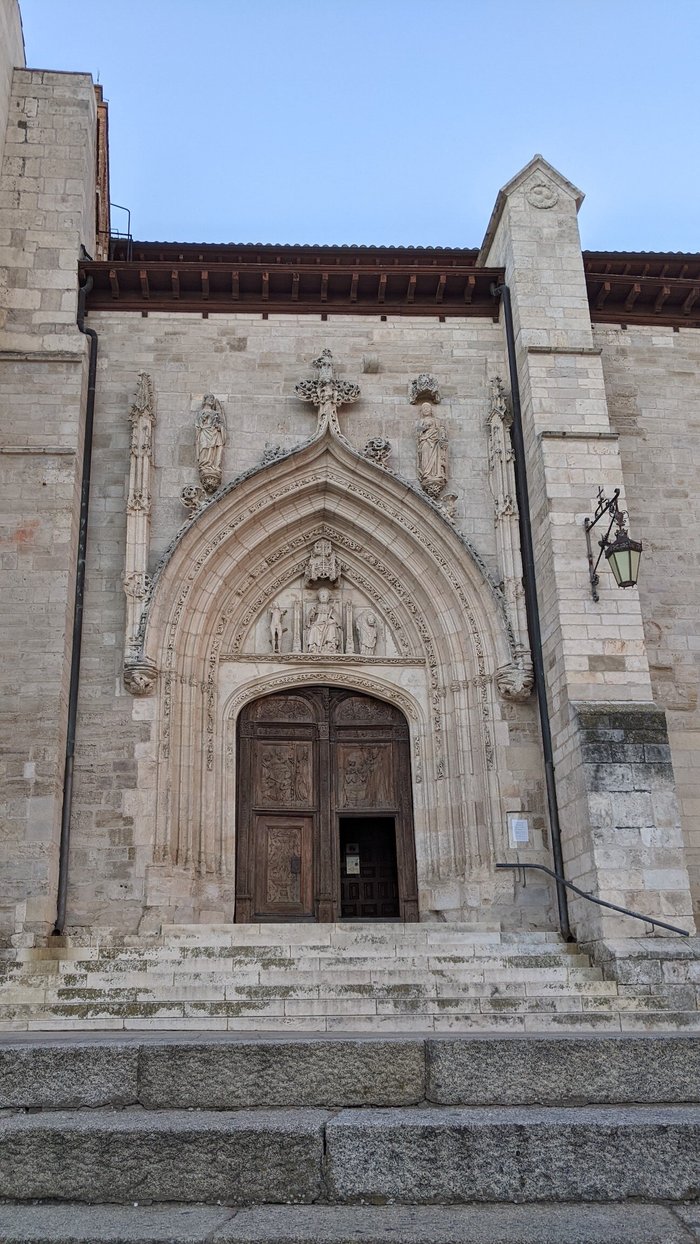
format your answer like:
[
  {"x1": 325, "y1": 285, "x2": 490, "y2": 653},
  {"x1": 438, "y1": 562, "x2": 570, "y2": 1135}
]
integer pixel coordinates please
[{"x1": 339, "y1": 816, "x2": 400, "y2": 919}]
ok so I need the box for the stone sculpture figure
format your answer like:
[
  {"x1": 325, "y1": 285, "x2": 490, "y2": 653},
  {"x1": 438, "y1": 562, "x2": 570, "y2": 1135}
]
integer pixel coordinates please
[
  {"x1": 269, "y1": 605, "x2": 287, "y2": 654},
  {"x1": 358, "y1": 611, "x2": 378, "y2": 657},
  {"x1": 306, "y1": 589, "x2": 341, "y2": 654},
  {"x1": 416, "y1": 401, "x2": 448, "y2": 498},
  {"x1": 195, "y1": 394, "x2": 226, "y2": 493}
]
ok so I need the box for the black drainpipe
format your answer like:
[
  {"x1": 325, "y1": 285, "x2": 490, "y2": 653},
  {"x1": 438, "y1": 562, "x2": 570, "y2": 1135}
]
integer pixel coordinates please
[
  {"x1": 53, "y1": 275, "x2": 97, "y2": 936},
  {"x1": 492, "y1": 282, "x2": 572, "y2": 942}
]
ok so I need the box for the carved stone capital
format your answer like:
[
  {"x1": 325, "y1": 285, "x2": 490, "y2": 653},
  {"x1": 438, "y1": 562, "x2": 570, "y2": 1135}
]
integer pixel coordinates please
[
  {"x1": 123, "y1": 658, "x2": 158, "y2": 697},
  {"x1": 496, "y1": 656, "x2": 534, "y2": 701}
]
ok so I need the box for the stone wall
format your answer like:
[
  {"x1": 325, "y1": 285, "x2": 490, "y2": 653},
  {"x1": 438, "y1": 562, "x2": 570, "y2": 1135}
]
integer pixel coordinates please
[
  {"x1": 0, "y1": 64, "x2": 96, "y2": 939},
  {"x1": 597, "y1": 324, "x2": 700, "y2": 920},
  {"x1": 0, "y1": 0, "x2": 24, "y2": 172},
  {"x1": 58, "y1": 311, "x2": 555, "y2": 933}
]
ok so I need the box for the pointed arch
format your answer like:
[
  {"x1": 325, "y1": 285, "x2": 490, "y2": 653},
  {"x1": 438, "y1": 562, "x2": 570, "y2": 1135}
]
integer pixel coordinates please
[{"x1": 137, "y1": 429, "x2": 527, "y2": 913}]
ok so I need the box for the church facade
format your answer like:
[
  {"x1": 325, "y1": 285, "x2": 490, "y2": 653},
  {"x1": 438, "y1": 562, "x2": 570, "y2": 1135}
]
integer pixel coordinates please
[{"x1": 2, "y1": 0, "x2": 700, "y2": 973}]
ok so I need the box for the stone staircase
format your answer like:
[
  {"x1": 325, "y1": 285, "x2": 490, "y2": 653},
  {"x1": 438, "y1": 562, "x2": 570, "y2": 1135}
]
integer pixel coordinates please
[
  {"x1": 0, "y1": 1033, "x2": 698, "y2": 1242},
  {"x1": 1, "y1": 923, "x2": 699, "y2": 1033}
]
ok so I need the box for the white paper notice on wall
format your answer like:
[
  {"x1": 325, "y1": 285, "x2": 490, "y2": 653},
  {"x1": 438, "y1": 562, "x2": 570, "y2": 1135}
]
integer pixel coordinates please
[{"x1": 509, "y1": 816, "x2": 530, "y2": 846}]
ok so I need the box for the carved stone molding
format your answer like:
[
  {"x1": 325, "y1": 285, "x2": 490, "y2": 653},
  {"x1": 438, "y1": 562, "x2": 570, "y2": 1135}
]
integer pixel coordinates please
[
  {"x1": 124, "y1": 373, "x2": 156, "y2": 664},
  {"x1": 195, "y1": 394, "x2": 227, "y2": 493},
  {"x1": 363, "y1": 436, "x2": 392, "y2": 468},
  {"x1": 261, "y1": 442, "x2": 284, "y2": 465},
  {"x1": 409, "y1": 373, "x2": 440, "y2": 405},
  {"x1": 487, "y1": 376, "x2": 530, "y2": 672},
  {"x1": 496, "y1": 655, "x2": 534, "y2": 702},
  {"x1": 123, "y1": 657, "x2": 158, "y2": 696},
  {"x1": 526, "y1": 178, "x2": 559, "y2": 210},
  {"x1": 181, "y1": 484, "x2": 207, "y2": 515}
]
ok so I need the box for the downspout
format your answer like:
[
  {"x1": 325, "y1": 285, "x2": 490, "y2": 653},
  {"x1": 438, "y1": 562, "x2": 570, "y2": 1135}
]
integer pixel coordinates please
[
  {"x1": 53, "y1": 275, "x2": 97, "y2": 936},
  {"x1": 492, "y1": 282, "x2": 572, "y2": 942}
]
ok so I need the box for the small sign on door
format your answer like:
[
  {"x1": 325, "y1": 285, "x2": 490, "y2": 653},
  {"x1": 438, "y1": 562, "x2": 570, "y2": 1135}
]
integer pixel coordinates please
[{"x1": 345, "y1": 842, "x2": 360, "y2": 874}]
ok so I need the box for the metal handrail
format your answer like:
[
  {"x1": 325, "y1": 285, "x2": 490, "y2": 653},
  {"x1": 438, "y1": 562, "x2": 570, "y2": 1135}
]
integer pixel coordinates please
[{"x1": 496, "y1": 861, "x2": 690, "y2": 937}]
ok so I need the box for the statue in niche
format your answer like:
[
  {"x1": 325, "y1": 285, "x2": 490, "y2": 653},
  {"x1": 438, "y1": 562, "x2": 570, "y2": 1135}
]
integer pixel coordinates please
[
  {"x1": 416, "y1": 401, "x2": 448, "y2": 499},
  {"x1": 269, "y1": 605, "x2": 287, "y2": 654},
  {"x1": 195, "y1": 394, "x2": 226, "y2": 493},
  {"x1": 357, "y1": 611, "x2": 378, "y2": 657},
  {"x1": 304, "y1": 538, "x2": 341, "y2": 587},
  {"x1": 306, "y1": 589, "x2": 342, "y2": 655}
]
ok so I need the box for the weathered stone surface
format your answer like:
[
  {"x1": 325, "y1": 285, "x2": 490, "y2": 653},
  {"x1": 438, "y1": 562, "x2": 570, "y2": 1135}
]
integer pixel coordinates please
[
  {"x1": 0, "y1": 1039, "x2": 138, "y2": 1108},
  {"x1": 0, "y1": 1204, "x2": 236, "y2": 1243},
  {"x1": 0, "y1": 1109, "x2": 327, "y2": 1204},
  {"x1": 427, "y1": 1035, "x2": 700, "y2": 1105},
  {"x1": 325, "y1": 1105, "x2": 700, "y2": 1203},
  {"x1": 217, "y1": 1204, "x2": 700, "y2": 1243},
  {"x1": 0, "y1": 1203, "x2": 695, "y2": 1244},
  {"x1": 138, "y1": 1038, "x2": 425, "y2": 1108}
]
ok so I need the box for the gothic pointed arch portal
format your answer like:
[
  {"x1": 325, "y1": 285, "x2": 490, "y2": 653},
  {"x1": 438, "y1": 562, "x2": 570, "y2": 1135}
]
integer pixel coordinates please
[
  {"x1": 236, "y1": 686, "x2": 419, "y2": 923},
  {"x1": 135, "y1": 422, "x2": 535, "y2": 923}
]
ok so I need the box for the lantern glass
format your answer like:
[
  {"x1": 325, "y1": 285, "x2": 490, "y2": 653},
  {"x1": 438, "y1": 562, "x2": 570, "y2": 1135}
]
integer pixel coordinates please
[{"x1": 605, "y1": 535, "x2": 642, "y2": 589}]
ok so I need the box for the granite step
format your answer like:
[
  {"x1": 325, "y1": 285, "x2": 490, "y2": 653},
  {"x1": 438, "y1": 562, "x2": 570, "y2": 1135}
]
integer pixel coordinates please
[
  {"x1": 0, "y1": 1202, "x2": 696, "y2": 1244},
  {"x1": 2, "y1": 1033, "x2": 697, "y2": 1111},
  {"x1": 0, "y1": 1103, "x2": 697, "y2": 1204}
]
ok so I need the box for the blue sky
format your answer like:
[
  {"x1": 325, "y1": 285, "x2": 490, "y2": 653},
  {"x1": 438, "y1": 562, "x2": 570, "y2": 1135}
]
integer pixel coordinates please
[{"x1": 19, "y1": 0, "x2": 700, "y2": 251}]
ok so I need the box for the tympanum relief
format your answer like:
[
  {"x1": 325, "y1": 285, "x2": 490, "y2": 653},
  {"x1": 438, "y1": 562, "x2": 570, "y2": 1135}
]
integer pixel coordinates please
[{"x1": 244, "y1": 538, "x2": 402, "y2": 659}]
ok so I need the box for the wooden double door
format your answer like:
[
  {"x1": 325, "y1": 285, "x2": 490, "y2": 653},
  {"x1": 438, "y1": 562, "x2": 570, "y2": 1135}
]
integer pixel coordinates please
[{"x1": 235, "y1": 687, "x2": 418, "y2": 922}]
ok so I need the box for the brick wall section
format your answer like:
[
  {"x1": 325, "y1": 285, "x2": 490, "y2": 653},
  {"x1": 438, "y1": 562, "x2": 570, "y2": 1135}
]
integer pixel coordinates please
[
  {"x1": 0, "y1": 66, "x2": 96, "y2": 939},
  {"x1": 597, "y1": 324, "x2": 700, "y2": 922}
]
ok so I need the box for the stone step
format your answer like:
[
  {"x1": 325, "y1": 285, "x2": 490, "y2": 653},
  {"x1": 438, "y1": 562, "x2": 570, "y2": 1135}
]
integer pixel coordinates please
[
  {"x1": 0, "y1": 1103, "x2": 697, "y2": 1204},
  {"x1": 0, "y1": 1202, "x2": 696, "y2": 1244},
  {"x1": 2, "y1": 1035, "x2": 697, "y2": 1111}
]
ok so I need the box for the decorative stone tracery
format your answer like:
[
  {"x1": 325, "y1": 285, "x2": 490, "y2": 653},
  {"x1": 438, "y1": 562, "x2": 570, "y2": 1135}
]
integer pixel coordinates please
[{"x1": 123, "y1": 372, "x2": 156, "y2": 677}]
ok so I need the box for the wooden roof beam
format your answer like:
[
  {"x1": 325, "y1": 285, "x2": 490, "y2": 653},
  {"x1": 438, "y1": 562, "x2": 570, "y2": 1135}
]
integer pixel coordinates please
[
  {"x1": 171, "y1": 270, "x2": 180, "y2": 299},
  {"x1": 464, "y1": 274, "x2": 476, "y2": 304},
  {"x1": 261, "y1": 271, "x2": 269, "y2": 301},
  {"x1": 201, "y1": 270, "x2": 209, "y2": 300},
  {"x1": 109, "y1": 268, "x2": 119, "y2": 299},
  {"x1": 682, "y1": 286, "x2": 699, "y2": 315},
  {"x1": 231, "y1": 271, "x2": 239, "y2": 300},
  {"x1": 436, "y1": 273, "x2": 446, "y2": 304},
  {"x1": 321, "y1": 272, "x2": 328, "y2": 303},
  {"x1": 139, "y1": 269, "x2": 149, "y2": 300},
  {"x1": 654, "y1": 285, "x2": 671, "y2": 314},
  {"x1": 292, "y1": 272, "x2": 299, "y2": 301},
  {"x1": 378, "y1": 273, "x2": 387, "y2": 304},
  {"x1": 624, "y1": 283, "x2": 641, "y2": 311},
  {"x1": 350, "y1": 272, "x2": 359, "y2": 303},
  {"x1": 407, "y1": 274, "x2": 416, "y2": 303},
  {"x1": 595, "y1": 281, "x2": 611, "y2": 310}
]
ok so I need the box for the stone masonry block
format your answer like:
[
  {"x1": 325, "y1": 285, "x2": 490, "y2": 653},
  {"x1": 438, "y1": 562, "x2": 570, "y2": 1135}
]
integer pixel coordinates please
[
  {"x1": 138, "y1": 1038, "x2": 425, "y2": 1108},
  {"x1": 0, "y1": 1039, "x2": 138, "y2": 1108},
  {"x1": 0, "y1": 1108, "x2": 328, "y2": 1203},
  {"x1": 426, "y1": 1035, "x2": 700, "y2": 1105},
  {"x1": 325, "y1": 1105, "x2": 700, "y2": 1203}
]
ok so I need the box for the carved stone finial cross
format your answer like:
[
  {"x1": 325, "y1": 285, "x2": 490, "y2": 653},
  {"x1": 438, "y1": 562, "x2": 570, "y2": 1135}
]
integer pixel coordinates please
[{"x1": 294, "y1": 349, "x2": 360, "y2": 437}]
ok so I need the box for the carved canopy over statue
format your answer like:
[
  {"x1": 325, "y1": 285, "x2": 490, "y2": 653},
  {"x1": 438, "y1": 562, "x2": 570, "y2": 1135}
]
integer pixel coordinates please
[
  {"x1": 195, "y1": 394, "x2": 227, "y2": 493},
  {"x1": 416, "y1": 402, "x2": 448, "y2": 499}
]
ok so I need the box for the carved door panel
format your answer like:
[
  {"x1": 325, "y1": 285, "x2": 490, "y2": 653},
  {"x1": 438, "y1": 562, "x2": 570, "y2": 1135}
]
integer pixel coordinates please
[
  {"x1": 236, "y1": 687, "x2": 418, "y2": 923},
  {"x1": 253, "y1": 815, "x2": 314, "y2": 919}
]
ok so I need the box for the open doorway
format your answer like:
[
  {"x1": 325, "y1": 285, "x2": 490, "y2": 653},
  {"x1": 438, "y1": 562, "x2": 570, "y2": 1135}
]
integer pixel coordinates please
[{"x1": 339, "y1": 817, "x2": 400, "y2": 919}]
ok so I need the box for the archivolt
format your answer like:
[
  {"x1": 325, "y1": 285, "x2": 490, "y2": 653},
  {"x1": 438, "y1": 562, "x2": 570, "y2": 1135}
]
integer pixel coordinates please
[{"x1": 140, "y1": 430, "x2": 517, "y2": 875}]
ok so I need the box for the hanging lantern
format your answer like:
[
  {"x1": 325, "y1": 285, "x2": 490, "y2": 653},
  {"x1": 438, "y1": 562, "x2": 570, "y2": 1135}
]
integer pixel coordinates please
[
  {"x1": 584, "y1": 488, "x2": 643, "y2": 601},
  {"x1": 604, "y1": 528, "x2": 643, "y2": 590}
]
